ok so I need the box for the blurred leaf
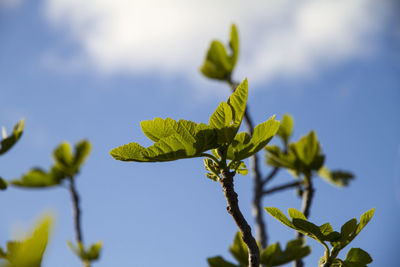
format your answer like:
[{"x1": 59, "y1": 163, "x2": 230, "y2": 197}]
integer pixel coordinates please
[
  {"x1": 318, "y1": 166, "x2": 354, "y2": 187},
  {"x1": 343, "y1": 248, "x2": 372, "y2": 266},
  {"x1": 207, "y1": 256, "x2": 238, "y2": 267},
  {"x1": 266, "y1": 131, "x2": 324, "y2": 177},
  {"x1": 277, "y1": 114, "x2": 294, "y2": 145},
  {"x1": 0, "y1": 119, "x2": 24, "y2": 155},
  {"x1": 0, "y1": 177, "x2": 7, "y2": 190},
  {"x1": 73, "y1": 140, "x2": 91, "y2": 170},
  {"x1": 229, "y1": 232, "x2": 248, "y2": 266},
  {"x1": 11, "y1": 167, "x2": 64, "y2": 188},
  {"x1": 68, "y1": 241, "x2": 102, "y2": 262},
  {"x1": 53, "y1": 142, "x2": 73, "y2": 170},
  {"x1": 0, "y1": 214, "x2": 53, "y2": 267},
  {"x1": 260, "y1": 239, "x2": 310, "y2": 266},
  {"x1": 200, "y1": 24, "x2": 239, "y2": 80}
]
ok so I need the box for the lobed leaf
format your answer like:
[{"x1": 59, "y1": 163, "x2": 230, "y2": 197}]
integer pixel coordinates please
[{"x1": 228, "y1": 116, "x2": 280, "y2": 161}]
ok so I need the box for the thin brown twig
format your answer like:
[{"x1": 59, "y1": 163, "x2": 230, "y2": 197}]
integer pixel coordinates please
[
  {"x1": 227, "y1": 79, "x2": 282, "y2": 251},
  {"x1": 69, "y1": 177, "x2": 83, "y2": 243},
  {"x1": 295, "y1": 175, "x2": 315, "y2": 267},
  {"x1": 220, "y1": 170, "x2": 260, "y2": 267},
  {"x1": 68, "y1": 177, "x2": 90, "y2": 267},
  {"x1": 262, "y1": 181, "x2": 301, "y2": 195}
]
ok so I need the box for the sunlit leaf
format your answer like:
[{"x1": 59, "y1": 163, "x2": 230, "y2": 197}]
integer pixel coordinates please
[
  {"x1": 0, "y1": 214, "x2": 53, "y2": 267},
  {"x1": 228, "y1": 116, "x2": 280, "y2": 161}
]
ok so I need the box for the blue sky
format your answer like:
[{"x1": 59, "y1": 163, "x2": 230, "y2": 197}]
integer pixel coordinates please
[{"x1": 0, "y1": 0, "x2": 399, "y2": 266}]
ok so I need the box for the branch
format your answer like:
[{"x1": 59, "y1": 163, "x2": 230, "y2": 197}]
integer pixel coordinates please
[
  {"x1": 220, "y1": 170, "x2": 260, "y2": 267},
  {"x1": 295, "y1": 175, "x2": 315, "y2": 267},
  {"x1": 262, "y1": 181, "x2": 301, "y2": 195},
  {"x1": 261, "y1": 167, "x2": 280, "y2": 186},
  {"x1": 68, "y1": 177, "x2": 90, "y2": 267},
  {"x1": 69, "y1": 177, "x2": 83, "y2": 243},
  {"x1": 227, "y1": 78, "x2": 268, "y2": 249}
]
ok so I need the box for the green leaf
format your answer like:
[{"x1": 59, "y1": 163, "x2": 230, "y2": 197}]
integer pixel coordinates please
[
  {"x1": 0, "y1": 214, "x2": 53, "y2": 267},
  {"x1": 68, "y1": 241, "x2": 102, "y2": 262},
  {"x1": 53, "y1": 142, "x2": 73, "y2": 170},
  {"x1": 11, "y1": 167, "x2": 65, "y2": 188},
  {"x1": 0, "y1": 177, "x2": 7, "y2": 190},
  {"x1": 200, "y1": 40, "x2": 233, "y2": 80},
  {"x1": 0, "y1": 119, "x2": 24, "y2": 155},
  {"x1": 260, "y1": 239, "x2": 310, "y2": 266},
  {"x1": 204, "y1": 158, "x2": 220, "y2": 181},
  {"x1": 291, "y1": 131, "x2": 323, "y2": 168},
  {"x1": 288, "y1": 208, "x2": 307, "y2": 221},
  {"x1": 292, "y1": 219, "x2": 325, "y2": 242},
  {"x1": 277, "y1": 114, "x2": 294, "y2": 145},
  {"x1": 228, "y1": 116, "x2": 280, "y2": 161},
  {"x1": 264, "y1": 207, "x2": 294, "y2": 229},
  {"x1": 227, "y1": 79, "x2": 247, "y2": 129},
  {"x1": 200, "y1": 24, "x2": 239, "y2": 81},
  {"x1": 207, "y1": 256, "x2": 238, "y2": 267},
  {"x1": 229, "y1": 24, "x2": 239, "y2": 68},
  {"x1": 229, "y1": 161, "x2": 248, "y2": 176},
  {"x1": 229, "y1": 232, "x2": 248, "y2": 266},
  {"x1": 265, "y1": 145, "x2": 296, "y2": 170},
  {"x1": 356, "y1": 208, "x2": 374, "y2": 236},
  {"x1": 209, "y1": 102, "x2": 236, "y2": 144},
  {"x1": 318, "y1": 166, "x2": 354, "y2": 187},
  {"x1": 343, "y1": 248, "x2": 372, "y2": 266},
  {"x1": 73, "y1": 140, "x2": 91, "y2": 170}
]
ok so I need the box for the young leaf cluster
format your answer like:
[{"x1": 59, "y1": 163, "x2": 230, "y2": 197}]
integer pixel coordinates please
[
  {"x1": 67, "y1": 241, "x2": 102, "y2": 265},
  {"x1": 11, "y1": 140, "x2": 91, "y2": 187},
  {"x1": 200, "y1": 24, "x2": 239, "y2": 81},
  {"x1": 110, "y1": 79, "x2": 280, "y2": 182},
  {"x1": 0, "y1": 119, "x2": 24, "y2": 190},
  {"x1": 265, "y1": 207, "x2": 375, "y2": 266},
  {"x1": 208, "y1": 232, "x2": 310, "y2": 267},
  {"x1": 0, "y1": 215, "x2": 53, "y2": 267},
  {"x1": 266, "y1": 118, "x2": 354, "y2": 187}
]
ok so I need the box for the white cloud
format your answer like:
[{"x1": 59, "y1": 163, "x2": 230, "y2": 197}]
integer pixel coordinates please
[{"x1": 43, "y1": 0, "x2": 387, "y2": 84}]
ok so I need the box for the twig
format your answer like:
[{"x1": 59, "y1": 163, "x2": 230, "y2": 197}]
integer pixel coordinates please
[
  {"x1": 295, "y1": 175, "x2": 315, "y2": 267},
  {"x1": 69, "y1": 177, "x2": 83, "y2": 243},
  {"x1": 68, "y1": 176, "x2": 90, "y2": 267},
  {"x1": 261, "y1": 167, "x2": 280, "y2": 186},
  {"x1": 227, "y1": 79, "x2": 282, "y2": 250},
  {"x1": 262, "y1": 181, "x2": 301, "y2": 195},
  {"x1": 220, "y1": 170, "x2": 260, "y2": 267}
]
